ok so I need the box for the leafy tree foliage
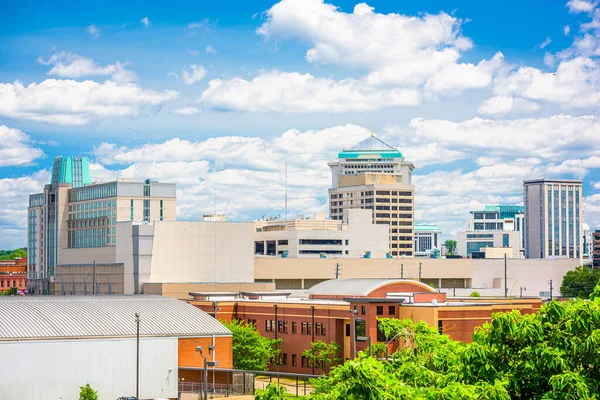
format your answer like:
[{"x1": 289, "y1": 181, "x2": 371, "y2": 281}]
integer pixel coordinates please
[
  {"x1": 222, "y1": 319, "x2": 282, "y2": 371},
  {"x1": 302, "y1": 341, "x2": 342, "y2": 374},
  {"x1": 78, "y1": 383, "x2": 98, "y2": 400},
  {"x1": 0, "y1": 248, "x2": 26, "y2": 260},
  {"x1": 254, "y1": 382, "x2": 287, "y2": 400},
  {"x1": 560, "y1": 265, "x2": 600, "y2": 299},
  {"x1": 469, "y1": 291, "x2": 481, "y2": 297},
  {"x1": 300, "y1": 290, "x2": 600, "y2": 399},
  {"x1": 1, "y1": 287, "x2": 18, "y2": 296},
  {"x1": 444, "y1": 240, "x2": 457, "y2": 255}
]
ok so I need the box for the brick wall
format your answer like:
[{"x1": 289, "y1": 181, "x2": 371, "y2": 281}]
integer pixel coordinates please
[{"x1": 178, "y1": 337, "x2": 233, "y2": 369}]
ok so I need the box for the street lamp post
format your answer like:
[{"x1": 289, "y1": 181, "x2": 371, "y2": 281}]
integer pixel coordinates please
[
  {"x1": 349, "y1": 309, "x2": 358, "y2": 359},
  {"x1": 520, "y1": 286, "x2": 526, "y2": 298},
  {"x1": 196, "y1": 345, "x2": 218, "y2": 400},
  {"x1": 135, "y1": 313, "x2": 140, "y2": 400}
]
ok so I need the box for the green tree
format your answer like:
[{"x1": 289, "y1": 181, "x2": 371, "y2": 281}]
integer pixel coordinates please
[
  {"x1": 309, "y1": 291, "x2": 600, "y2": 399},
  {"x1": 1, "y1": 287, "x2": 18, "y2": 296},
  {"x1": 79, "y1": 383, "x2": 98, "y2": 400},
  {"x1": 469, "y1": 291, "x2": 481, "y2": 297},
  {"x1": 444, "y1": 240, "x2": 457, "y2": 255},
  {"x1": 0, "y1": 248, "x2": 27, "y2": 260},
  {"x1": 222, "y1": 319, "x2": 282, "y2": 371},
  {"x1": 302, "y1": 341, "x2": 342, "y2": 374},
  {"x1": 560, "y1": 265, "x2": 600, "y2": 299},
  {"x1": 255, "y1": 382, "x2": 287, "y2": 400}
]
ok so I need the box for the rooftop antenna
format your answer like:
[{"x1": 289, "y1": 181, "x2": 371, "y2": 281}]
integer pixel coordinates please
[{"x1": 285, "y1": 160, "x2": 288, "y2": 220}]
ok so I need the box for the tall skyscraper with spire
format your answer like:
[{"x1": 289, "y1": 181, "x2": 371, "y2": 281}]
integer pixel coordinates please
[{"x1": 328, "y1": 133, "x2": 416, "y2": 257}]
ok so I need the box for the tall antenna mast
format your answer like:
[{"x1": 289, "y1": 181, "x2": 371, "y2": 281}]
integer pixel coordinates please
[{"x1": 285, "y1": 160, "x2": 288, "y2": 219}]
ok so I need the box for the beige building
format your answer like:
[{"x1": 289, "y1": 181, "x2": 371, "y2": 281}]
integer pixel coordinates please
[
  {"x1": 254, "y1": 257, "x2": 579, "y2": 298},
  {"x1": 328, "y1": 135, "x2": 415, "y2": 256},
  {"x1": 27, "y1": 156, "x2": 176, "y2": 294},
  {"x1": 58, "y1": 220, "x2": 255, "y2": 294},
  {"x1": 457, "y1": 230, "x2": 521, "y2": 259},
  {"x1": 524, "y1": 179, "x2": 583, "y2": 260},
  {"x1": 253, "y1": 209, "x2": 389, "y2": 258}
]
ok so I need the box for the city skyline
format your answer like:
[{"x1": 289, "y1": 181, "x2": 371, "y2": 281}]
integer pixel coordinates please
[{"x1": 1, "y1": 0, "x2": 600, "y2": 248}]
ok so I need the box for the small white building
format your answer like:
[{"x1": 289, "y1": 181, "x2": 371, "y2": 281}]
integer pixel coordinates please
[
  {"x1": 0, "y1": 295, "x2": 231, "y2": 400},
  {"x1": 414, "y1": 224, "x2": 442, "y2": 255},
  {"x1": 457, "y1": 230, "x2": 521, "y2": 259},
  {"x1": 254, "y1": 209, "x2": 390, "y2": 258}
]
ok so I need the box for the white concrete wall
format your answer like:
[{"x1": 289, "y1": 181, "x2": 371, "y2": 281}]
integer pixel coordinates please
[
  {"x1": 149, "y1": 221, "x2": 254, "y2": 283},
  {"x1": 471, "y1": 258, "x2": 580, "y2": 298},
  {"x1": 0, "y1": 337, "x2": 177, "y2": 400},
  {"x1": 116, "y1": 221, "x2": 135, "y2": 294}
]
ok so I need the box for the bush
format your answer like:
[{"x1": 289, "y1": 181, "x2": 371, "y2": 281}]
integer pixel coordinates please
[
  {"x1": 469, "y1": 291, "x2": 481, "y2": 297},
  {"x1": 79, "y1": 383, "x2": 98, "y2": 400}
]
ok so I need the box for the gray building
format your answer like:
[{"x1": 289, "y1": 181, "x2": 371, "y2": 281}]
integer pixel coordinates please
[{"x1": 524, "y1": 179, "x2": 583, "y2": 260}]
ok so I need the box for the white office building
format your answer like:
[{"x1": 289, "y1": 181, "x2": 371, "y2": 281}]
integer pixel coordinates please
[{"x1": 414, "y1": 224, "x2": 442, "y2": 255}]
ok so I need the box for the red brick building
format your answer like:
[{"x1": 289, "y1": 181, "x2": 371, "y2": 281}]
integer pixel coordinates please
[
  {"x1": 188, "y1": 279, "x2": 541, "y2": 374},
  {"x1": 0, "y1": 258, "x2": 27, "y2": 293}
]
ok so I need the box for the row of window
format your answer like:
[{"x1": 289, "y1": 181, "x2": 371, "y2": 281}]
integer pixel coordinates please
[
  {"x1": 374, "y1": 206, "x2": 413, "y2": 211},
  {"x1": 0, "y1": 279, "x2": 24, "y2": 288},
  {"x1": 264, "y1": 320, "x2": 328, "y2": 336},
  {"x1": 29, "y1": 194, "x2": 44, "y2": 207},
  {"x1": 375, "y1": 213, "x2": 413, "y2": 219},
  {"x1": 69, "y1": 200, "x2": 116, "y2": 212},
  {"x1": 331, "y1": 191, "x2": 412, "y2": 199},
  {"x1": 69, "y1": 184, "x2": 117, "y2": 202},
  {"x1": 69, "y1": 210, "x2": 116, "y2": 221}
]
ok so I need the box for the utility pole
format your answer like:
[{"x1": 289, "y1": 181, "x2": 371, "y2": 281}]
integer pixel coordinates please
[
  {"x1": 92, "y1": 260, "x2": 96, "y2": 295},
  {"x1": 335, "y1": 263, "x2": 341, "y2": 279},
  {"x1": 135, "y1": 313, "x2": 140, "y2": 400},
  {"x1": 549, "y1": 279, "x2": 553, "y2": 301},
  {"x1": 418, "y1": 262, "x2": 422, "y2": 282},
  {"x1": 504, "y1": 254, "x2": 508, "y2": 298},
  {"x1": 400, "y1": 263, "x2": 404, "y2": 279}
]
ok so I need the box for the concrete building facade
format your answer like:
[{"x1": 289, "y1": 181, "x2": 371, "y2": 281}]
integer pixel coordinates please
[
  {"x1": 467, "y1": 205, "x2": 525, "y2": 253},
  {"x1": 27, "y1": 156, "x2": 176, "y2": 294},
  {"x1": 328, "y1": 135, "x2": 415, "y2": 256},
  {"x1": 254, "y1": 209, "x2": 390, "y2": 258},
  {"x1": 523, "y1": 179, "x2": 583, "y2": 260},
  {"x1": 413, "y1": 224, "x2": 442, "y2": 255},
  {"x1": 457, "y1": 230, "x2": 520, "y2": 258}
]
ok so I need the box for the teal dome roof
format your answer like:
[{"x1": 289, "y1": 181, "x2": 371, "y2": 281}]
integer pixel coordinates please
[{"x1": 338, "y1": 135, "x2": 403, "y2": 159}]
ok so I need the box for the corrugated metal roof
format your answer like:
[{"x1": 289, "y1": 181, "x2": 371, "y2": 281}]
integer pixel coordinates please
[
  {"x1": 306, "y1": 278, "x2": 432, "y2": 297},
  {"x1": 0, "y1": 295, "x2": 230, "y2": 341}
]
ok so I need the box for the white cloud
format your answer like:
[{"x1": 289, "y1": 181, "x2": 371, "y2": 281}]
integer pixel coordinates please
[
  {"x1": 86, "y1": 24, "x2": 100, "y2": 38},
  {"x1": 37, "y1": 51, "x2": 137, "y2": 82},
  {"x1": 477, "y1": 96, "x2": 541, "y2": 115},
  {"x1": 566, "y1": 0, "x2": 598, "y2": 13},
  {"x1": 0, "y1": 126, "x2": 44, "y2": 166},
  {"x1": 174, "y1": 106, "x2": 200, "y2": 115},
  {"x1": 187, "y1": 49, "x2": 200, "y2": 56},
  {"x1": 257, "y1": 0, "x2": 472, "y2": 87},
  {"x1": 0, "y1": 79, "x2": 178, "y2": 125},
  {"x1": 141, "y1": 17, "x2": 150, "y2": 27},
  {"x1": 181, "y1": 65, "x2": 207, "y2": 85},
  {"x1": 205, "y1": 45, "x2": 217, "y2": 55},
  {"x1": 187, "y1": 19, "x2": 211, "y2": 34},
  {"x1": 424, "y1": 52, "x2": 504, "y2": 95},
  {"x1": 539, "y1": 37, "x2": 552, "y2": 49},
  {"x1": 490, "y1": 56, "x2": 600, "y2": 108},
  {"x1": 408, "y1": 114, "x2": 600, "y2": 158},
  {"x1": 199, "y1": 71, "x2": 420, "y2": 112},
  {"x1": 168, "y1": 71, "x2": 179, "y2": 79},
  {"x1": 564, "y1": 25, "x2": 571, "y2": 35},
  {"x1": 593, "y1": 181, "x2": 600, "y2": 189}
]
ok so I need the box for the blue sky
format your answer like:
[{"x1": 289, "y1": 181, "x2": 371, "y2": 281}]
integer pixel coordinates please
[{"x1": 1, "y1": 0, "x2": 599, "y2": 249}]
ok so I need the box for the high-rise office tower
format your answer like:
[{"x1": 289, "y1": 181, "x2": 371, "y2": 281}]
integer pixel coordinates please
[
  {"x1": 27, "y1": 156, "x2": 176, "y2": 293},
  {"x1": 523, "y1": 179, "x2": 583, "y2": 260},
  {"x1": 328, "y1": 134, "x2": 415, "y2": 256}
]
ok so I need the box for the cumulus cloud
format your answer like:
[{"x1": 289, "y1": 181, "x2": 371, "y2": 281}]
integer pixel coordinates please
[
  {"x1": 257, "y1": 0, "x2": 472, "y2": 87},
  {"x1": 141, "y1": 17, "x2": 150, "y2": 27},
  {"x1": 478, "y1": 96, "x2": 541, "y2": 115},
  {"x1": 0, "y1": 79, "x2": 178, "y2": 125},
  {"x1": 181, "y1": 65, "x2": 207, "y2": 85},
  {"x1": 564, "y1": 25, "x2": 571, "y2": 35},
  {"x1": 199, "y1": 71, "x2": 420, "y2": 112},
  {"x1": 539, "y1": 37, "x2": 552, "y2": 49},
  {"x1": 37, "y1": 51, "x2": 137, "y2": 82},
  {"x1": 566, "y1": 0, "x2": 598, "y2": 13},
  {"x1": 86, "y1": 24, "x2": 100, "y2": 38},
  {"x1": 0, "y1": 126, "x2": 44, "y2": 166},
  {"x1": 205, "y1": 45, "x2": 217, "y2": 55},
  {"x1": 174, "y1": 106, "x2": 200, "y2": 115}
]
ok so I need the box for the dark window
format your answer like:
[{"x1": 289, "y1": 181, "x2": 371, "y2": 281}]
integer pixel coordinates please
[
  {"x1": 301, "y1": 355, "x2": 309, "y2": 368},
  {"x1": 282, "y1": 353, "x2": 288, "y2": 365},
  {"x1": 376, "y1": 306, "x2": 384, "y2": 315},
  {"x1": 438, "y1": 320, "x2": 443, "y2": 334},
  {"x1": 322, "y1": 323, "x2": 327, "y2": 336},
  {"x1": 284, "y1": 320, "x2": 289, "y2": 333},
  {"x1": 345, "y1": 324, "x2": 350, "y2": 337},
  {"x1": 278, "y1": 320, "x2": 284, "y2": 333},
  {"x1": 292, "y1": 321, "x2": 297, "y2": 334},
  {"x1": 315, "y1": 322, "x2": 322, "y2": 336},
  {"x1": 292, "y1": 354, "x2": 297, "y2": 366},
  {"x1": 388, "y1": 306, "x2": 396, "y2": 315},
  {"x1": 361, "y1": 306, "x2": 366, "y2": 315}
]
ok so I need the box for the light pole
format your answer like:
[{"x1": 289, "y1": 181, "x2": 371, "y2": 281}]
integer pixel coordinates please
[
  {"x1": 196, "y1": 345, "x2": 218, "y2": 400},
  {"x1": 350, "y1": 309, "x2": 358, "y2": 359},
  {"x1": 135, "y1": 313, "x2": 140, "y2": 400},
  {"x1": 520, "y1": 286, "x2": 526, "y2": 298}
]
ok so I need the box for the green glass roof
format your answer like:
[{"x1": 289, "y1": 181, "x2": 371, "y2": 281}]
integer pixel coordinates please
[
  {"x1": 338, "y1": 135, "x2": 403, "y2": 159},
  {"x1": 414, "y1": 224, "x2": 442, "y2": 232}
]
